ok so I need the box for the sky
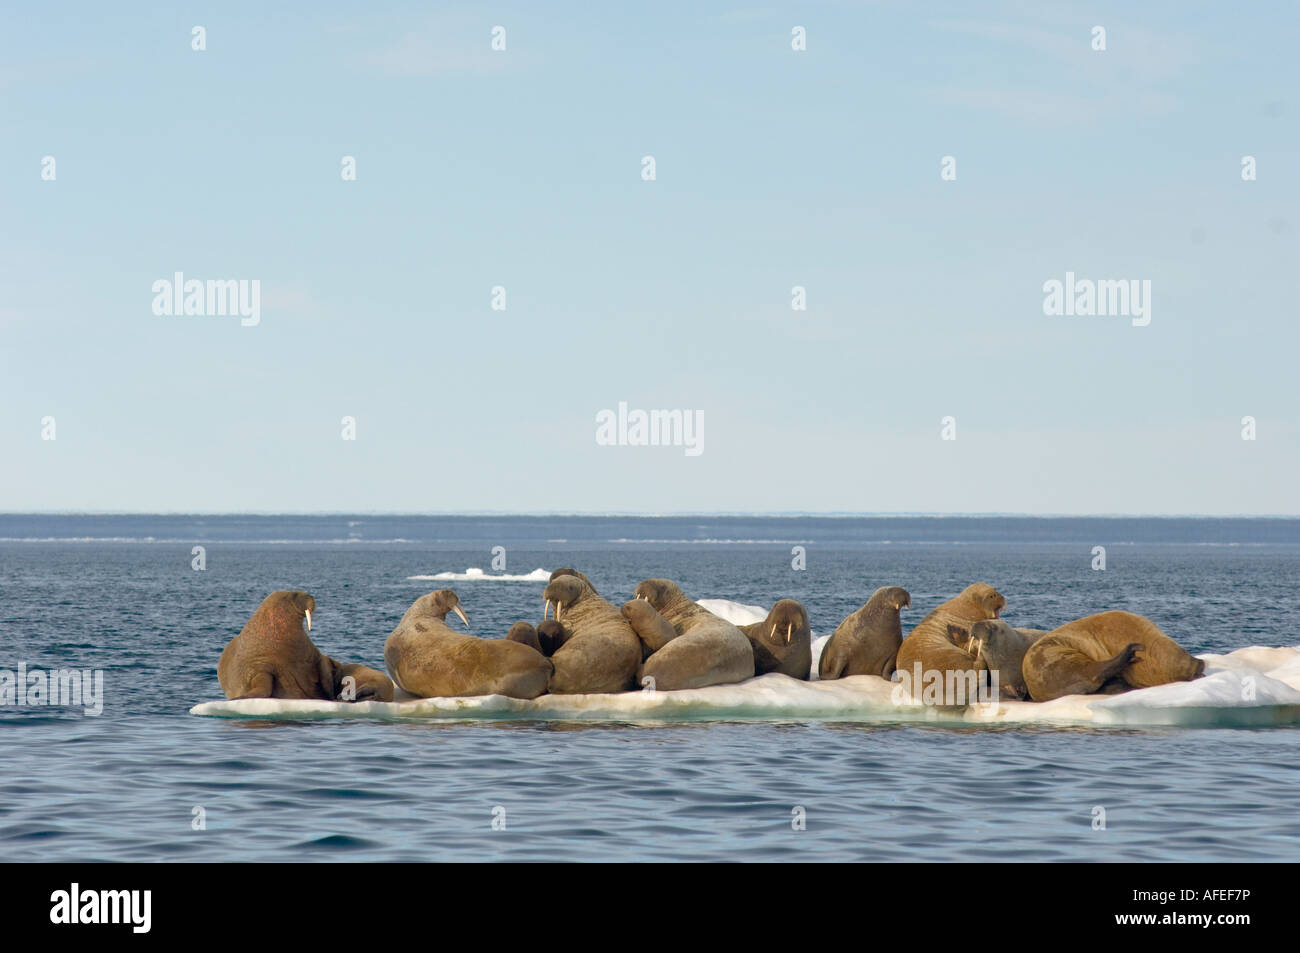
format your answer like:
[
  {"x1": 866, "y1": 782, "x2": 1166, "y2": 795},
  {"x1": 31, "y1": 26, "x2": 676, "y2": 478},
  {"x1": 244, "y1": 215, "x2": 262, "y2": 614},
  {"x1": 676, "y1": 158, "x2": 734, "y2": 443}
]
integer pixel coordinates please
[{"x1": 1, "y1": 1, "x2": 1296, "y2": 515}]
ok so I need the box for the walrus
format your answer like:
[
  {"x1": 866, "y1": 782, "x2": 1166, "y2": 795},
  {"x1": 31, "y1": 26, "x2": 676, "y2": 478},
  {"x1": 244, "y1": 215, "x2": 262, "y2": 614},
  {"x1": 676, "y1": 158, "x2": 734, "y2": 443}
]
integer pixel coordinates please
[
  {"x1": 505, "y1": 621, "x2": 543, "y2": 653},
  {"x1": 1022, "y1": 611, "x2": 1205, "y2": 702},
  {"x1": 621, "y1": 598, "x2": 681, "y2": 660},
  {"x1": 536, "y1": 619, "x2": 571, "y2": 657},
  {"x1": 328, "y1": 661, "x2": 396, "y2": 702},
  {"x1": 895, "y1": 583, "x2": 1006, "y2": 704},
  {"x1": 629, "y1": 579, "x2": 755, "y2": 691},
  {"x1": 944, "y1": 620, "x2": 1048, "y2": 700},
  {"x1": 384, "y1": 589, "x2": 551, "y2": 699},
  {"x1": 549, "y1": 567, "x2": 597, "y2": 592},
  {"x1": 739, "y1": 599, "x2": 812, "y2": 679},
  {"x1": 818, "y1": 587, "x2": 910, "y2": 680},
  {"x1": 218, "y1": 590, "x2": 394, "y2": 702},
  {"x1": 542, "y1": 574, "x2": 642, "y2": 693}
]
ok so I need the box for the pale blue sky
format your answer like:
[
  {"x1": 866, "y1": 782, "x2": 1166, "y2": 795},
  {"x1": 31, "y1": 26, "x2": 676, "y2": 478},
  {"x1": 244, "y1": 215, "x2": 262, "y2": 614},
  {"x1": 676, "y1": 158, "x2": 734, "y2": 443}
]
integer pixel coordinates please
[{"x1": 2, "y1": 2, "x2": 1296, "y2": 514}]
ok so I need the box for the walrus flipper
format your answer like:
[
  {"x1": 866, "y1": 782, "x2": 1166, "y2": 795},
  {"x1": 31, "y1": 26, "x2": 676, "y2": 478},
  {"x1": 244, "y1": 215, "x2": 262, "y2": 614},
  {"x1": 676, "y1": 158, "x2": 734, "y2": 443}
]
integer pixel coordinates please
[
  {"x1": 818, "y1": 649, "x2": 847, "y2": 680},
  {"x1": 621, "y1": 600, "x2": 680, "y2": 654},
  {"x1": 229, "y1": 669, "x2": 274, "y2": 701}
]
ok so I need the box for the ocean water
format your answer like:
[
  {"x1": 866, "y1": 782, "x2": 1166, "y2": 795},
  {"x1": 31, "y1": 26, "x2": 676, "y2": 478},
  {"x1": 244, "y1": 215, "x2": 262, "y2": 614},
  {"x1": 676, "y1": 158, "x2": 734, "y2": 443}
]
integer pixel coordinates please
[{"x1": 3, "y1": 514, "x2": 1300, "y2": 862}]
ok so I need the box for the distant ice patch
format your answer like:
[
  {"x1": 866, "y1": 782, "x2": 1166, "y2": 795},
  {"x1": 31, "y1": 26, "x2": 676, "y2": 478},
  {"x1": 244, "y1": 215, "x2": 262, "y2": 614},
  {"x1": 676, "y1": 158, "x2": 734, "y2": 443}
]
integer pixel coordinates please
[
  {"x1": 697, "y1": 598, "x2": 767, "y2": 626},
  {"x1": 407, "y1": 567, "x2": 551, "y2": 582}
]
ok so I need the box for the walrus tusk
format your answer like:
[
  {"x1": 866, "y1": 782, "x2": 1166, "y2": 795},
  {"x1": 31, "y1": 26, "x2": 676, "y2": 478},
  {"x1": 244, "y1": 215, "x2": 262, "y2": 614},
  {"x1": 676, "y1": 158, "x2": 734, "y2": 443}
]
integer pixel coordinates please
[
  {"x1": 555, "y1": 601, "x2": 564, "y2": 623},
  {"x1": 786, "y1": 623, "x2": 793, "y2": 645},
  {"x1": 453, "y1": 605, "x2": 469, "y2": 628},
  {"x1": 544, "y1": 599, "x2": 551, "y2": 620},
  {"x1": 304, "y1": 609, "x2": 311, "y2": 632},
  {"x1": 770, "y1": 623, "x2": 777, "y2": 641},
  {"x1": 973, "y1": 639, "x2": 983, "y2": 663}
]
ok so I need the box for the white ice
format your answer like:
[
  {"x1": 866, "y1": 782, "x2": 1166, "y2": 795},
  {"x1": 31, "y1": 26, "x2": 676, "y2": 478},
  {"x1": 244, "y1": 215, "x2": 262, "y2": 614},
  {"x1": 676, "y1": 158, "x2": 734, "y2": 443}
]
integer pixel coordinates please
[{"x1": 406, "y1": 567, "x2": 552, "y2": 582}]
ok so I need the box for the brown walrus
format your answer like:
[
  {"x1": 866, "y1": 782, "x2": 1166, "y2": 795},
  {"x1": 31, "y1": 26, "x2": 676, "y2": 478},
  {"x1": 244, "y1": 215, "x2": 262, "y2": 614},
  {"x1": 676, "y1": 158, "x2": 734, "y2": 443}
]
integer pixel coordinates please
[
  {"x1": 818, "y1": 586, "x2": 910, "y2": 680},
  {"x1": 543, "y1": 574, "x2": 642, "y2": 693},
  {"x1": 384, "y1": 589, "x2": 551, "y2": 699},
  {"x1": 895, "y1": 583, "x2": 1006, "y2": 704},
  {"x1": 507, "y1": 619, "x2": 577, "y2": 658},
  {"x1": 549, "y1": 567, "x2": 598, "y2": 592},
  {"x1": 536, "y1": 619, "x2": 572, "y2": 657},
  {"x1": 218, "y1": 590, "x2": 394, "y2": 702},
  {"x1": 739, "y1": 599, "x2": 812, "y2": 679},
  {"x1": 1022, "y1": 611, "x2": 1205, "y2": 702},
  {"x1": 505, "y1": 621, "x2": 543, "y2": 653},
  {"x1": 621, "y1": 598, "x2": 680, "y2": 660},
  {"x1": 629, "y1": 579, "x2": 755, "y2": 691},
  {"x1": 944, "y1": 619, "x2": 1048, "y2": 700}
]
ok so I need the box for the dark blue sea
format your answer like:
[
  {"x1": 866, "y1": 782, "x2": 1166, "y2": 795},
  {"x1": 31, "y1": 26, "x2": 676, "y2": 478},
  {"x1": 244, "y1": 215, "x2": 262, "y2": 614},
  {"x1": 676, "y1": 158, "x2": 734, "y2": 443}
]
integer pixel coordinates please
[{"x1": 2, "y1": 514, "x2": 1299, "y2": 862}]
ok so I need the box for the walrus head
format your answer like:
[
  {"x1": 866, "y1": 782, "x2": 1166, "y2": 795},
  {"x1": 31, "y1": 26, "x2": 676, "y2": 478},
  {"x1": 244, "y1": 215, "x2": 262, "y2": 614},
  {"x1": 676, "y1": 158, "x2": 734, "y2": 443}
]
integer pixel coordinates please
[
  {"x1": 536, "y1": 619, "x2": 571, "y2": 655},
  {"x1": 543, "y1": 575, "x2": 593, "y2": 622},
  {"x1": 549, "y1": 567, "x2": 597, "y2": 594},
  {"x1": 869, "y1": 586, "x2": 911, "y2": 612},
  {"x1": 505, "y1": 621, "x2": 543, "y2": 653},
  {"x1": 327, "y1": 660, "x2": 396, "y2": 702},
  {"x1": 633, "y1": 578, "x2": 685, "y2": 613},
  {"x1": 412, "y1": 589, "x2": 470, "y2": 629},
  {"x1": 948, "y1": 619, "x2": 1031, "y2": 699},
  {"x1": 762, "y1": 599, "x2": 810, "y2": 646},
  {"x1": 252, "y1": 590, "x2": 316, "y2": 639},
  {"x1": 961, "y1": 582, "x2": 1006, "y2": 619}
]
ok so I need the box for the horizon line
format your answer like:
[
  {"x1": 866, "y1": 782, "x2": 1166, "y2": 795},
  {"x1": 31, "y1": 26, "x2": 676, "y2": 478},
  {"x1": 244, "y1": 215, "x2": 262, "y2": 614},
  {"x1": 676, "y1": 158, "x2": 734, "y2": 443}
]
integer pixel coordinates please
[{"x1": 2, "y1": 511, "x2": 1299, "y2": 520}]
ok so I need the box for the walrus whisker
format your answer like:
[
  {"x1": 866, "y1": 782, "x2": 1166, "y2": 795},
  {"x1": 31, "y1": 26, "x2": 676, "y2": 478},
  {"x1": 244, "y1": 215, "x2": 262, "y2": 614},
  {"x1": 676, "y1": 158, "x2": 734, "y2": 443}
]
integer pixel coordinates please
[{"x1": 304, "y1": 608, "x2": 311, "y2": 632}]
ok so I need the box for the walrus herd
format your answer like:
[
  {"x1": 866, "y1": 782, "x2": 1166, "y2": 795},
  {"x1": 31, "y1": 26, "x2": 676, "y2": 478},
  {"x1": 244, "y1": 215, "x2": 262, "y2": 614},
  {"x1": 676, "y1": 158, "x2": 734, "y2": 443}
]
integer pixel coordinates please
[{"x1": 216, "y1": 575, "x2": 1206, "y2": 706}]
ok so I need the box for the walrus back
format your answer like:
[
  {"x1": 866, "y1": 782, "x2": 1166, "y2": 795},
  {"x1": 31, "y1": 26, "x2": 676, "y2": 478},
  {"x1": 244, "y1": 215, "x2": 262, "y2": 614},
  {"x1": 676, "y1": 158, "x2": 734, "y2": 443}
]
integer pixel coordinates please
[
  {"x1": 634, "y1": 591, "x2": 755, "y2": 690},
  {"x1": 548, "y1": 595, "x2": 642, "y2": 694},
  {"x1": 218, "y1": 629, "x2": 332, "y2": 700},
  {"x1": 1051, "y1": 611, "x2": 1203, "y2": 688},
  {"x1": 896, "y1": 601, "x2": 990, "y2": 703},
  {"x1": 819, "y1": 603, "x2": 901, "y2": 679},
  {"x1": 385, "y1": 620, "x2": 550, "y2": 699},
  {"x1": 639, "y1": 625, "x2": 754, "y2": 691}
]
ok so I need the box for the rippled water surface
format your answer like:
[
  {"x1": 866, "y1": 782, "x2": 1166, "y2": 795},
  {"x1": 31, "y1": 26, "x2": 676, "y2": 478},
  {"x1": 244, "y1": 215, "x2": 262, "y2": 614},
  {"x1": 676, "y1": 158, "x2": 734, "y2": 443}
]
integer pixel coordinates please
[{"x1": 3, "y1": 515, "x2": 1299, "y2": 861}]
